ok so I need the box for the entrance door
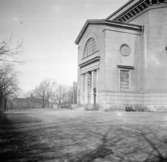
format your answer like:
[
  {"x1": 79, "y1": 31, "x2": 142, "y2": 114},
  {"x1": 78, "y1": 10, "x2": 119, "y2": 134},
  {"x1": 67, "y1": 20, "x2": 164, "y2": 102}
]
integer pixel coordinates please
[{"x1": 87, "y1": 70, "x2": 97, "y2": 105}]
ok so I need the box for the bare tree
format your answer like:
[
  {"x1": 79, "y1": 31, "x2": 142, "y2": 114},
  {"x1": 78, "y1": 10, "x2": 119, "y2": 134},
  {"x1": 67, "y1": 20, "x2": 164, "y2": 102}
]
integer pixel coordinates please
[
  {"x1": 31, "y1": 80, "x2": 77, "y2": 109},
  {"x1": 0, "y1": 66, "x2": 19, "y2": 111},
  {"x1": 53, "y1": 85, "x2": 67, "y2": 106},
  {"x1": 51, "y1": 83, "x2": 77, "y2": 108},
  {"x1": 0, "y1": 39, "x2": 22, "y2": 63},
  {"x1": 32, "y1": 80, "x2": 57, "y2": 108},
  {"x1": 0, "y1": 39, "x2": 21, "y2": 111},
  {"x1": 62, "y1": 82, "x2": 77, "y2": 106}
]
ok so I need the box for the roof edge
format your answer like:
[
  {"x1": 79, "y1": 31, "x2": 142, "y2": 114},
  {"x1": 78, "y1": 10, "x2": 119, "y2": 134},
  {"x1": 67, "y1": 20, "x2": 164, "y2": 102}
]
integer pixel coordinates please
[
  {"x1": 75, "y1": 19, "x2": 143, "y2": 45},
  {"x1": 106, "y1": 0, "x2": 141, "y2": 20},
  {"x1": 75, "y1": 19, "x2": 104, "y2": 45}
]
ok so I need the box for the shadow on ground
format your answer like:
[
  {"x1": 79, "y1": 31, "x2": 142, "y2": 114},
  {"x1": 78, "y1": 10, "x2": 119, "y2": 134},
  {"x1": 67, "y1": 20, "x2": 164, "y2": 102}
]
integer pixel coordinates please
[
  {"x1": 1, "y1": 110, "x2": 167, "y2": 162},
  {"x1": 0, "y1": 113, "x2": 63, "y2": 162}
]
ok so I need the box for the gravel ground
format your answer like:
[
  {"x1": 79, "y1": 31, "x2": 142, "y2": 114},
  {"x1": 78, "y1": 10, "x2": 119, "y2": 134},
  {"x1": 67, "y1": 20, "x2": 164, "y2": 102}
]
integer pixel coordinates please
[{"x1": 1, "y1": 109, "x2": 167, "y2": 162}]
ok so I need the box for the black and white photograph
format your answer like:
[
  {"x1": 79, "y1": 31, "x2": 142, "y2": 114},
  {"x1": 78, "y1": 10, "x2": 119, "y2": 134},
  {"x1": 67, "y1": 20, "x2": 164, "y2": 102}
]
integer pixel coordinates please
[{"x1": 1, "y1": 0, "x2": 167, "y2": 161}]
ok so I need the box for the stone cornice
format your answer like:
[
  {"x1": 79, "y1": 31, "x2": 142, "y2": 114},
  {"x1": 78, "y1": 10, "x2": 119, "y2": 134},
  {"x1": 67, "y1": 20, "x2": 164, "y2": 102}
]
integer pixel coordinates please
[
  {"x1": 126, "y1": 3, "x2": 167, "y2": 23},
  {"x1": 79, "y1": 56, "x2": 100, "y2": 68},
  {"x1": 106, "y1": 0, "x2": 167, "y2": 23},
  {"x1": 117, "y1": 65, "x2": 135, "y2": 69},
  {"x1": 75, "y1": 19, "x2": 143, "y2": 44},
  {"x1": 107, "y1": 0, "x2": 141, "y2": 20}
]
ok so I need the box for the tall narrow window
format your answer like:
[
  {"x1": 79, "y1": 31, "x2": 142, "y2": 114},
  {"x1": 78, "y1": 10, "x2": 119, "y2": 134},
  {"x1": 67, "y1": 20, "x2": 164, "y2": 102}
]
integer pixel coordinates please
[
  {"x1": 83, "y1": 38, "x2": 96, "y2": 58},
  {"x1": 120, "y1": 69, "x2": 130, "y2": 90}
]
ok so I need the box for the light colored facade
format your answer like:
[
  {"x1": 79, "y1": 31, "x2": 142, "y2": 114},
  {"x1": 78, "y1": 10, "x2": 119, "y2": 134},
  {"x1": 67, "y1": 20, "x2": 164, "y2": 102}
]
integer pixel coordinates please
[{"x1": 75, "y1": 0, "x2": 167, "y2": 110}]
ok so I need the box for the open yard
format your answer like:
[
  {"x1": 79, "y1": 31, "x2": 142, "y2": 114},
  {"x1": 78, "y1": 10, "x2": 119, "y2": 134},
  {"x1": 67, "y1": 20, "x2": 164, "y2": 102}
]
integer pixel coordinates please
[{"x1": 1, "y1": 109, "x2": 167, "y2": 162}]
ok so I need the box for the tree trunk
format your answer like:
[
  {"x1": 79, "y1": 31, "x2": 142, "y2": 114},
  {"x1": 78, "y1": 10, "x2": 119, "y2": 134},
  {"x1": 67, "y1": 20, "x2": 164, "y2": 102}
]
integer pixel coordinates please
[
  {"x1": 42, "y1": 95, "x2": 45, "y2": 108},
  {"x1": 4, "y1": 97, "x2": 7, "y2": 112},
  {"x1": 0, "y1": 92, "x2": 4, "y2": 112}
]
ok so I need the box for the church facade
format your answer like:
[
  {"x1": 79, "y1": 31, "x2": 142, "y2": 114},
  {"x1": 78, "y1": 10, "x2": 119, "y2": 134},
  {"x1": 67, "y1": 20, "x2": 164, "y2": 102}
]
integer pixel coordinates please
[{"x1": 75, "y1": 0, "x2": 167, "y2": 110}]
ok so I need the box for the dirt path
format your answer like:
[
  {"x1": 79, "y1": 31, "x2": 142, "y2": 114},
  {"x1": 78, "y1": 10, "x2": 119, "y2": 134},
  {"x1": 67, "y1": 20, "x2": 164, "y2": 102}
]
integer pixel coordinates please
[{"x1": 1, "y1": 109, "x2": 167, "y2": 162}]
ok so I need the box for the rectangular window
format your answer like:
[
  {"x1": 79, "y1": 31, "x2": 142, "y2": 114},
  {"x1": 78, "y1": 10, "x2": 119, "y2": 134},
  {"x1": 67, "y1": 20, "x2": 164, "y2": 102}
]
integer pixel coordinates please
[{"x1": 120, "y1": 69, "x2": 130, "y2": 90}]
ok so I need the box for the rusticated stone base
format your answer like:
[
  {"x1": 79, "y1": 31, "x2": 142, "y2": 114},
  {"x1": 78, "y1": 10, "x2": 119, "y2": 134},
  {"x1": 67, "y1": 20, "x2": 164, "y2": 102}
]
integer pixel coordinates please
[{"x1": 96, "y1": 91, "x2": 167, "y2": 111}]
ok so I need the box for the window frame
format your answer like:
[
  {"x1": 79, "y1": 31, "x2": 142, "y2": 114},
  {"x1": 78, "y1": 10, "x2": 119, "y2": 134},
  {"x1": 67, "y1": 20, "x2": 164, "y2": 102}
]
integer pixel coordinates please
[
  {"x1": 83, "y1": 38, "x2": 97, "y2": 58},
  {"x1": 119, "y1": 69, "x2": 131, "y2": 91}
]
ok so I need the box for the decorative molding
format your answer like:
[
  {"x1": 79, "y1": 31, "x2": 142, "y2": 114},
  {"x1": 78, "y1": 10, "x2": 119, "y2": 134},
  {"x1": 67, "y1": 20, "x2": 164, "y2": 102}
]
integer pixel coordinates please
[
  {"x1": 117, "y1": 65, "x2": 135, "y2": 69},
  {"x1": 107, "y1": 0, "x2": 140, "y2": 20},
  {"x1": 107, "y1": 0, "x2": 167, "y2": 23},
  {"x1": 75, "y1": 19, "x2": 143, "y2": 44},
  {"x1": 79, "y1": 56, "x2": 100, "y2": 68},
  {"x1": 80, "y1": 65, "x2": 99, "y2": 74},
  {"x1": 126, "y1": 3, "x2": 167, "y2": 23},
  {"x1": 120, "y1": 44, "x2": 131, "y2": 56}
]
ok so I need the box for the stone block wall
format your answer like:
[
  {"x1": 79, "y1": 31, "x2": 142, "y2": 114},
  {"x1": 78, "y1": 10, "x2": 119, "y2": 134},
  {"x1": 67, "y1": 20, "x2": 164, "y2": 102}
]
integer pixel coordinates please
[{"x1": 97, "y1": 91, "x2": 167, "y2": 111}]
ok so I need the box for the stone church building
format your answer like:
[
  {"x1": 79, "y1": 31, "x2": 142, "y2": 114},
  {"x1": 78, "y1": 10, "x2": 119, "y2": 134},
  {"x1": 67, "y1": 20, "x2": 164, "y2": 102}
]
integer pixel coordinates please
[{"x1": 75, "y1": 0, "x2": 167, "y2": 110}]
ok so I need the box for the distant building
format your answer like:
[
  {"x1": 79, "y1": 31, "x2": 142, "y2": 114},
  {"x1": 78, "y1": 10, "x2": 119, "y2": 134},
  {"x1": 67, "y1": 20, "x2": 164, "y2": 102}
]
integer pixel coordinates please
[
  {"x1": 8, "y1": 97, "x2": 43, "y2": 109},
  {"x1": 75, "y1": 0, "x2": 167, "y2": 110}
]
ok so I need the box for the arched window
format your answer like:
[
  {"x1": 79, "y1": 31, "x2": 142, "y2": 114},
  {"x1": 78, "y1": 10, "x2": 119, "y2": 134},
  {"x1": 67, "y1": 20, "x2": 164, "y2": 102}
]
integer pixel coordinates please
[{"x1": 83, "y1": 38, "x2": 96, "y2": 58}]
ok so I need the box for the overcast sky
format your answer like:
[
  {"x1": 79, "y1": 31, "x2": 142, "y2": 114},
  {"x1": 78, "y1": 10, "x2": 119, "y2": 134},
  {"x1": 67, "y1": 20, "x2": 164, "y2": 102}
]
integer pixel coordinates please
[{"x1": 0, "y1": 0, "x2": 128, "y2": 92}]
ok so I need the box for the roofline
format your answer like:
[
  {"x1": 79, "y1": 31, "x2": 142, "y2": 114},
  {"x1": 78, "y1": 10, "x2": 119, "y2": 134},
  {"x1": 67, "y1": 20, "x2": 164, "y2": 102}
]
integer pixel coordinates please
[
  {"x1": 106, "y1": 0, "x2": 142, "y2": 20},
  {"x1": 75, "y1": 19, "x2": 143, "y2": 44},
  {"x1": 75, "y1": 19, "x2": 103, "y2": 45}
]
